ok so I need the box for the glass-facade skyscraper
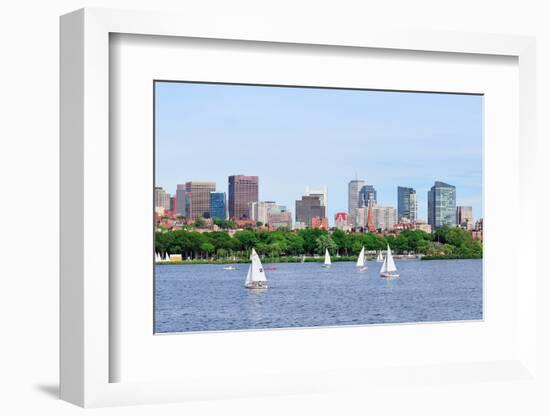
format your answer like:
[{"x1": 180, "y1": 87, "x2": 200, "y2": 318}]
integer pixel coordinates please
[
  {"x1": 358, "y1": 185, "x2": 377, "y2": 208},
  {"x1": 427, "y1": 181, "x2": 456, "y2": 229},
  {"x1": 209, "y1": 192, "x2": 227, "y2": 220},
  {"x1": 397, "y1": 186, "x2": 417, "y2": 223},
  {"x1": 175, "y1": 184, "x2": 186, "y2": 217}
]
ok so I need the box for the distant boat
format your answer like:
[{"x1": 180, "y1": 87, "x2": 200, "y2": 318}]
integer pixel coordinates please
[
  {"x1": 376, "y1": 251, "x2": 384, "y2": 262},
  {"x1": 244, "y1": 248, "x2": 268, "y2": 289},
  {"x1": 164, "y1": 253, "x2": 170, "y2": 262},
  {"x1": 301, "y1": 255, "x2": 306, "y2": 263},
  {"x1": 223, "y1": 265, "x2": 237, "y2": 270},
  {"x1": 155, "y1": 252, "x2": 161, "y2": 263},
  {"x1": 322, "y1": 249, "x2": 331, "y2": 268},
  {"x1": 380, "y1": 244, "x2": 399, "y2": 278},
  {"x1": 356, "y1": 246, "x2": 367, "y2": 271}
]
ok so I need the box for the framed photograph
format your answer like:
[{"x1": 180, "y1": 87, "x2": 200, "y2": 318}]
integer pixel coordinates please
[
  {"x1": 152, "y1": 81, "x2": 484, "y2": 334},
  {"x1": 60, "y1": 8, "x2": 538, "y2": 407}
]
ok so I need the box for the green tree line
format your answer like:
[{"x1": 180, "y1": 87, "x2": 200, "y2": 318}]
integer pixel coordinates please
[{"x1": 155, "y1": 226, "x2": 482, "y2": 260}]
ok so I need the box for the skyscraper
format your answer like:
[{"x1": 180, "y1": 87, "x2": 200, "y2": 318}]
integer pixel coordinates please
[
  {"x1": 428, "y1": 181, "x2": 456, "y2": 229},
  {"x1": 170, "y1": 196, "x2": 176, "y2": 213},
  {"x1": 358, "y1": 185, "x2": 377, "y2": 208},
  {"x1": 305, "y1": 186, "x2": 328, "y2": 209},
  {"x1": 209, "y1": 192, "x2": 227, "y2": 220},
  {"x1": 456, "y1": 206, "x2": 474, "y2": 230},
  {"x1": 175, "y1": 184, "x2": 186, "y2": 217},
  {"x1": 228, "y1": 175, "x2": 259, "y2": 220},
  {"x1": 296, "y1": 195, "x2": 326, "y2": 227},
  {"x1": 348, "y1": 179, "x2": 366, "y2": 226},
  {"x1": 397, "y1": 186, "x2": 417, "y2": 223},
  {"x1": 185, "y1": 181, "x2": 216, "y2": 220}
]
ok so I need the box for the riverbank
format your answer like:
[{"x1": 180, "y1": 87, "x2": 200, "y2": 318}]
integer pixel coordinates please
[
  {"x1": 421, "y1": 255, "x2": 482, "y2": 260},
  {"x1": 156, "y1": 254, "x2": 483, "y2": 264},
  {"x1": 157, "y1": 255, "x2": 360, "y2": 265}
]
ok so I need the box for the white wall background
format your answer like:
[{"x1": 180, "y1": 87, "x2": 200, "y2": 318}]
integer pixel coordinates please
[{"x1": 0, "y1": 1, "x2": 548, "y2": 415}]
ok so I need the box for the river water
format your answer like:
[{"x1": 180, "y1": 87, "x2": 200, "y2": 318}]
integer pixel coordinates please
[{"x1": 154, "y1": 259, "x2": 482, "y2": 333}]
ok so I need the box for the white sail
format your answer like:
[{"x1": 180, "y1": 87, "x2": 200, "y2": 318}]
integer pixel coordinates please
[
  {"x1": 380, "y1": 245, "x2": 397, "y2": 273},
  {"x1": 245, "y1": 248, "x2": 267, "y2": 285},
  {"x1": 245, "y1": 264, "x2": 253, "y2": 285},
  {"x1": 356, "y1": 247, "x2": 365, "y2": 267},
  {"x1": 376, "y1": 251, "x2": 384, "y2": 262},
  {"x1": 324, "y1": 249, "x2": 331, "y2": 265},
  {"x1": 301, "y1": 255, "x2": 306, "y2": 263},
  {"x1": 164, "y1": 252, "x2": 170, "y2": 262}
]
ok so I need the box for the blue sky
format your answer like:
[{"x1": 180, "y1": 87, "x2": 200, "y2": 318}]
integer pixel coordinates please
[{"x1": 155, "y1": 82, "x2": 483, "y2": 224}]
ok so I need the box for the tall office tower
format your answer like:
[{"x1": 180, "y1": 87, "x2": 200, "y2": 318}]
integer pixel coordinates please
[
  {"x1": 209, "y1": 192, "x2": 227, "y2": 220},
  {"x1": 295, "y1": 195, "x2": 326, "y2": 227},
  {"x1": 456, "y1": 206, "x2": 474, "y2": 230},
  {"x1": 372, "y1": 206, "x2": 397, "y2": 231},
  {"x1": 305, "y1": 185, "x2": 328, "y2": 209},
  {"x1": 248, "y1": 201, "x2": 277, "y2": 225},
  {"x1": 397, "y1": 186, "x2": 417, "y2": 223},
  {"x1": 228, "y1": 175, "x2": 259, "y2": 220},
  {"x1": 184, "y1": 181, "x2": 216, "y2": 220},
  {"x1": 358, "y1": 184, "x2": 377, "y2": 208},
  {"x1": 427, "y1": 181, "x2": 456, "y2": 229},
  {"x1": 169, "y1": 196, "x2": 176, "y2": 213},
  {"x1": 154, "y1": 187, "x2": 171, "y2": 211},
  {"x1": 175, "y1": 184, "x2": 187, "y2": 217},
  {"x1": 267, "y1": 205, "x2": 293, "y2": 229},
  {"x1": 348, "y1": 179, "x2": 366, "y2": 226}
]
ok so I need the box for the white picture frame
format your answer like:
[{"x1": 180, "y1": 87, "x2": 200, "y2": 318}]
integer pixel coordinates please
[{"x1": 60, "y1": 8, "x2": 538, "y2": 407}]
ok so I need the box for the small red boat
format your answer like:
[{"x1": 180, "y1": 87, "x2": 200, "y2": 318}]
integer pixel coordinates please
[{"x1": 263, "y1": 267, "x2": 278, "y2": 271}]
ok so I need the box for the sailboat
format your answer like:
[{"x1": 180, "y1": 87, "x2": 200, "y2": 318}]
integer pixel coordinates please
[
  {"x1": 301, "y1": 254, "x2": 306, "y2": 263},
  {"x1": 155, "y1": 252, "x2": 161, "y2": 263},
  {"x1": 322, "y1": 248, "x2": 332, "y2": 268},
  {"x1": 223, "y1": 265, "x2": 237, "y2": 270},
  {"x1": 356, "y1": 246, "x2": 367, "y2": 271},
  {"x1": 380, "y1": 244, "x2": 399, "y2": 278},
  {"x1": 376, "y1": 250, "x2": 384, "y2": 263},
  {"x1": 244, "y1": 248, "x2": 268, "y2": 289}
]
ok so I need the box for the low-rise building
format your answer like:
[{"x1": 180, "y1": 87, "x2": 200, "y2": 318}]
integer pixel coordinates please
[
  {"x1": 311, "y1": 216, "x2": 329, "y2": 229},
  {"x1": 267, "y1": 205, "x2": 292, "y2": 229},
  {"x1": 414, "y1": 220, "x2": 432, "y2": 234}
]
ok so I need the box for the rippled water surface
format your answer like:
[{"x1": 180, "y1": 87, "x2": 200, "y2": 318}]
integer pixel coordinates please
[{"x1": 154, "y1": 259, "x2": 482, "y2": 333}]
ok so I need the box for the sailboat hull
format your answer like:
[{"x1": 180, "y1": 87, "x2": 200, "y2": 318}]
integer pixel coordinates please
[
  {"x1": 245, "y1": 281, "x2": 268, "y2": 289},
  {"x1": 357, "y1": 266, "x2": 368, "y2": 272},
  {"x1": 380, "y1": 272, "x2": 399, "y2": 278},
  {"x1": 322, "y1": 265, "x2": 331, "y2": 268}
]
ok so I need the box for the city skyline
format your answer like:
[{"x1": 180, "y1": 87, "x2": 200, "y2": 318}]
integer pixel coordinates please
[
  {"x1": 155, "y1": 175, "x2": 476, "y2": 230},
  {"x1": 155, "y1": 82, "x2": 483, "y2": 224}
]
